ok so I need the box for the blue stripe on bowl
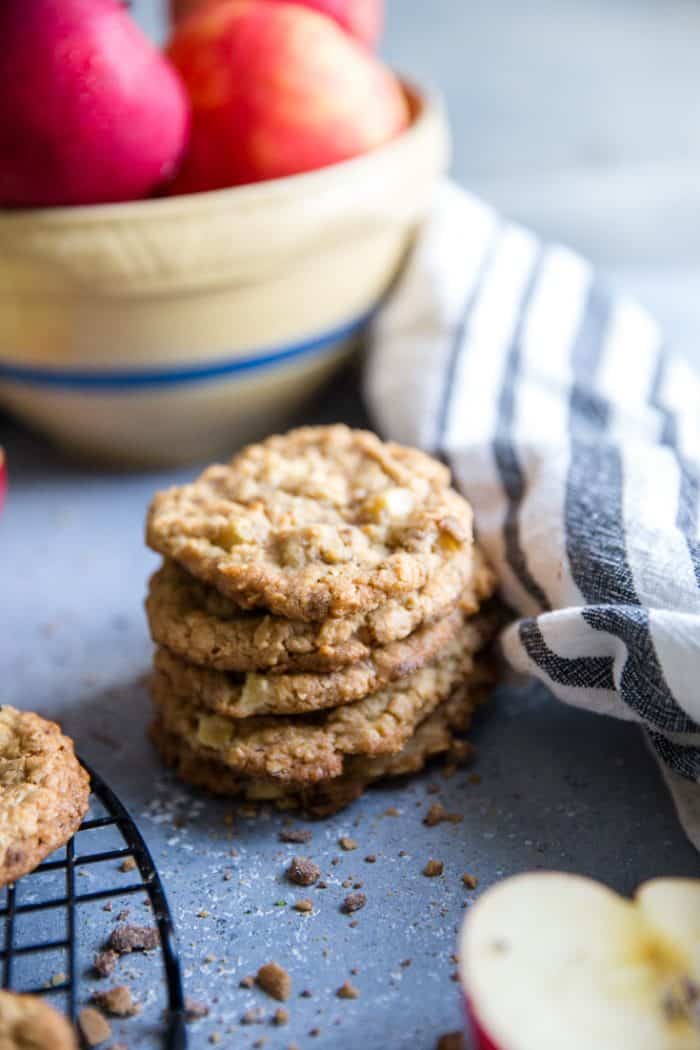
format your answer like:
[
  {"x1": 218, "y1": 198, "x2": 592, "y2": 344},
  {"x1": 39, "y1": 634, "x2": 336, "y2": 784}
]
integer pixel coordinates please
[{"x1": 0, "y1": 309, "x2": 374, "y2": 391}]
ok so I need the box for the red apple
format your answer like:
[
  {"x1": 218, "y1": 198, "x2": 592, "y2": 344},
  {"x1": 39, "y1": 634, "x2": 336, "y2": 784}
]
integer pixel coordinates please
[
  {"x1": 171, "y1": 0, "x2": 383, "y2": 48},
  {"x1": 459, "y1": 872, "x2": 700, "y2": 1050},
  {"x1": 0, "y1": 0, "x2": 190, "y2": 207},
  {"x1": 0, "y1": 449, "x2": 6, "y2": 515},
  {"x1": 167, "y1": 0, "x2": 408, "y2": 192}
]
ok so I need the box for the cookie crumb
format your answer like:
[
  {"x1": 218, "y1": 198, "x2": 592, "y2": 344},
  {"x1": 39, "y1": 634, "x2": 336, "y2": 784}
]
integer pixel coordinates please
[
  {"x1": 223, "y1": 869, "x2": 233, "y2": 881},
  {"x1": 115, "y1": 909, "x2": 130, "y2": 922},
  {"x1": 92, "y1": 985, "x2": 139, "y2": 1017},
  {"x1": 49, "y1": 971, "x2": 66, "y2": 987},
  {"x1": 184, "y1": 998, "x2": 209, "y2": 1021},
  {"x1": 253, "y1": 1039, "x2": 267, "y2": 1049},
  {"x1": 273, "y1": 1007, "x2": 289, "y2": 1026},
  {"x1": 102, "y1": 901, "x2": 113, "y2": 913},
  {"x1": 279, "y1": 828, "x2": 312, "y2": 844},
  {"x1": 256, "y1": 961, "x2": 291, "y2": 1002},
  {"x1": 336, "y1": 981, "x2": 359, "y2": 999},
  {"x1": 340, "y1": 893, "x2": 366, "y2": 914},
  {"x1": 209, "y1": 1033, "x2": 221, "y2": 1045},
  {"x1": 309, "y1": 1027, "x2": 321, "y2": 1037},
  {"x1": 436, "y1": 1033, "x2": 464, "y2": 1050},
  {"x1": 239, "y1": 975, "x2": 255, "y2": 989},
  {"x1": 286, "y1": 856, "x2": 320, "y2": 887},
  {"x1": 79, "y1": 1006, "x2": 112, "y2": 1047},
  {"x1": 364, "y1": 854, "x2": 376, "y2": 864},
  {"x1": 293, "y1": 899, "x2": 313, "y2": 913},
  {"x1": 316, "y1": 880, "x2": 328, "y2": 889},
  {"x1": 108, "y1": 924, "x2": 158, "y2": 954},
  {"x1": 242, "y1": 1007, "x2": 265, "y2": 1025},
  {"x1": 93, "y1": 950, "x2": 119, "y2": 978},
  {"x1": 423, "y1": 860, "x2": 444, "y2": 877},
  {"x1": 383, "y1": 807, "x2": 399, "y2": 817},
  {"x1": 424, "y1": 803, "x2": 463, "y2": 827},
  {"x1": 462, "y1": 873, "x2": 478, "y2": 889},
  {"x1": 119, "y1": 857, "x2": 137, "y2": 873},
  {"x1": 339, "y1": 837, "x2": 357, "y2": 851},
  {"x1": 299, "y1": 989, "x2": 313, "y2": 999}
]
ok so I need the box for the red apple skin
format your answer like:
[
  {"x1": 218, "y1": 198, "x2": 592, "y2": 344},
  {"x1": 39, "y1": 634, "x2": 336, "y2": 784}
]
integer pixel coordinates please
[
  {"x1": 0, "y1": 0, "x2": 190, "y2": 207},
  {"x1": 167, "y1": 0, "x2": 408, "y2": 192},
  {"x1": 171, "y1": 0, "x2": 383, "y2": 48},
  {"x1": 465, "y1": 997, "x2": 501, "y2": 1050}
]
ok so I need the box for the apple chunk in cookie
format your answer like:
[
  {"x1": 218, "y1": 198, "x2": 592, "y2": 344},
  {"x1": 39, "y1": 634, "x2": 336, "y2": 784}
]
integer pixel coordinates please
[{"x1": 459, "y1": 872, "x2": 700, "y2": 1050}]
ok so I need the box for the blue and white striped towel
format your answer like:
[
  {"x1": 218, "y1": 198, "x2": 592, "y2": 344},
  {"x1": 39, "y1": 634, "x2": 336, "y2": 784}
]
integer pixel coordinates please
[{"x1": 366, "y1": 181, "x2": 700, "y2": 848}]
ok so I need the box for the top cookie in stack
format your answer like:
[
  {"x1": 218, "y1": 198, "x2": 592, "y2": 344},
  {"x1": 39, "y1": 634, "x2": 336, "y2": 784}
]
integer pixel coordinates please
[{"x1": 145, "y1": 425, "x2": 497, "y2": 815}]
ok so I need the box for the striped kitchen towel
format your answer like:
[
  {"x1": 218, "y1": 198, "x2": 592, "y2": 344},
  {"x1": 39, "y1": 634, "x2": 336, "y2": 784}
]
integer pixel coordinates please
[{"x1": 365, "y1": 181, "x2": 700, "y2": 848}]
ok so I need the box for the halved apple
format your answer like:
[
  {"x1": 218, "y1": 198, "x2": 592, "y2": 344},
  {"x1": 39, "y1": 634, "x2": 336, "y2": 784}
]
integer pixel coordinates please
[{"x1": 459, "y1": 872, "x2": 700, "y2": 1050}]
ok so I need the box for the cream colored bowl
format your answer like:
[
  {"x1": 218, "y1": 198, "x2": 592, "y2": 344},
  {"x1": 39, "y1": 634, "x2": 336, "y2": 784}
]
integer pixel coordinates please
[{"x1": 0, "y1": 81, "x2": 448, "y2": 466}]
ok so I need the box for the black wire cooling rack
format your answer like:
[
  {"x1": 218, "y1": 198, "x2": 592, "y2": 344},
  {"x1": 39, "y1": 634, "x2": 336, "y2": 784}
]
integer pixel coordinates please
[{"x1": 0, "y1": 762, "x2": 187, "y2": 1049}]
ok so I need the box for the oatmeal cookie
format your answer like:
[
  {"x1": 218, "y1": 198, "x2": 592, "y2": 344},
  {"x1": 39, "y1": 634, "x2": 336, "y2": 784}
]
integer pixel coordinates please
[
  {"x1": 145, "y1": 546, "x2": 495, "y2": 673},
  {"x1": 0, "y1": 707, "x2": 90, "y2": 887},
  {"x1": 150, "y1": 677, "x2": 489, "y2": 816},
  {"x1": 146, "y1": 425, "x2": 474, "y2": 621},
  {"x1": 150, "y1": 626, "x2": 490, "y2": 784},
  {"x1": 0, "y1": 991, "x2": 78, "y2": 1050},
  {"x1": 151, "y1": 607, "x2": 480, "y2": 718}
]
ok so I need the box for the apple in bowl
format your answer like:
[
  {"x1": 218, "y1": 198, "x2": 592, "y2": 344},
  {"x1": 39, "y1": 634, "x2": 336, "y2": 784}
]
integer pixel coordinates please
[
  {"x1": 459, "y1": 872, "x2": 700, "y2": 1050},
  {"x1": 170, "y1": 0, "x2": 384, "y2": 48},
  {"x1": 167, "y1": 0, "x2": 408, "y2": 192}
]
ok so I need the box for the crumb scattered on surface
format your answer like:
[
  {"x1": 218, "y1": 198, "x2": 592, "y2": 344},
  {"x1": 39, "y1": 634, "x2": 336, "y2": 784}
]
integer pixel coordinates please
[
  {"x1": 185, "y1": 997, "x2": 209, "y2": 1021},
  {"x1": 336, "y1": 981, "x2": 359, "y2": 999},
  {"x1": 364, "y1": 854, "x2": 376, "y2": 864},
  {"x1": 339, "y1": 837, "x2": 357, "y2": 851},
  {"x1": 436, "y1": 1033, "x2": 464, "y2": 1050},
  {"x1": 340, "y1": 893, "x2": 366, "y2": 914},
  {"x1": 273, "y1": 1007, "x2": 289, "y2": 1026},
  {"x1": 256, "y1": 961, "x2": 291, "y2": 1002},
  {"x1": 286, "y1": 856, "x2": 320, "y2": 886},
  {"x1": 116, "y1": 909, "x2": 130, "y2": 922},
  {"x1": 92, "y1": 985, "x2": 139, "y2": 1017},
  {"x1": 49, "y1": 971, "x2": 66, "y2": 987},
  {"x1": 242, "y1": 1007, "x2": 265, "y2": 1025},
  {"x1": 108, "y1": 924, "x2": 159, "y2": 954},
  {"x1": 102, "y1": 901, "x2": 112, "y2": 913},
  {"x1": 239, "y1": 975, "x2": 255, "y2": 989},
  {"x1": 424, "y1": 803, "x2": 463, "y2": 827},
  {"x1": 293, "y1": 899, "x2": 313, "y2": 913},
  {"x1": 93, "y1": 950, "x2": 119, "y2": 978},
  {"x1": 400, "y1": 959, "x2": 412, "y2": 968},
  {"x1": 316, "y1": 880, "x2": 328, "y2": 889},
  {"x1": 253, "y1": 1039, "x2": 267, "y2": 1049},
  {"x1": 279, "y1": 828, "x2": 312, "y2": 844},
  {"x1": 79, "y1": 1006, "x2": 112, "y2": 1046},
  {"x1": 384, "y1": 807, "x2": 399, "y2": 817},
  {"x1": 300, "y1": 989, "x2": 313, "y2": 999},
  {"x1": 119, "y1": 857, "x2": 137, "y2": 873},
  {"x1": 423, "y1": 860, "x2": 444, "y2": 877},
  {"x1": 462, "y1": 873, "x2": 478, "y2": 889},
  {"x1": 309, "y1": 1028, "x2": 320, "y2": 1037},
  {"x1": 209, "y1": 1033, "x2": 221, "y2": 1045}
]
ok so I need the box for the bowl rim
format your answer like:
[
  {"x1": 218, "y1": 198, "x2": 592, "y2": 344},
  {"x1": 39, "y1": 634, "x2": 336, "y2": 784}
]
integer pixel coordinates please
[{"x1": 0, "y1": 76, "x2": 442, "y2": 227}]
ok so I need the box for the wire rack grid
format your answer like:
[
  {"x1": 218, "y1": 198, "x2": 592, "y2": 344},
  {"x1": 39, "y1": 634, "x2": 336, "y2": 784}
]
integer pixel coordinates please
[{"x1": 0, "y1": 761, "x2": 187, "y2": 1049}]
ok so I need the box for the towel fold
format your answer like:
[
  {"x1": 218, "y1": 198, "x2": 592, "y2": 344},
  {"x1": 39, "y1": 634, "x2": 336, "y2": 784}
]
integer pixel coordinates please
[{"x1": 366, "y1": 181, "x2": 700, "y2": 848}]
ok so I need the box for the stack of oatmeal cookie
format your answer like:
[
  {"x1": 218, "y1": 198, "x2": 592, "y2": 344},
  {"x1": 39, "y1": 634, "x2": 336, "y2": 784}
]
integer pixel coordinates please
[{"x1": 145, "y1": 426, "x2": 498, "y2": 815}]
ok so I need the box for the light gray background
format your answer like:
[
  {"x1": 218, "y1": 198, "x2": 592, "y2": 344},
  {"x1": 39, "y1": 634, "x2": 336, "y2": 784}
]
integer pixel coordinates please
[{"x1": 2, "y1": 3, "x2": 700, "y2": 1048}]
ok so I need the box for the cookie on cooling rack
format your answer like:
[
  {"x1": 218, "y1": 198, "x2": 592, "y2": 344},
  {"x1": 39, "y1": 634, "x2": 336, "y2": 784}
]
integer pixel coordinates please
[
  {"x1": 0, "y1": 990, "x2": 77, "y2": 1049},
  {"x1": 0, "y1": 706, "x2": 90, "y2": 887}
]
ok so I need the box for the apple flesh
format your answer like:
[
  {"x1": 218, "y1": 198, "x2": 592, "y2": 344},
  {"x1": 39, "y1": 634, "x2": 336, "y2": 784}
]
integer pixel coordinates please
[
  {"x1": 167, "y1": 0, "x2": 408, "y2": 193},
  {"x1": 170, "y1": 0, "x2": 383, "y2": 48},
  {"x1": 0, "y1": 0, "x2": 189, "y2": 207},
  {"x1": 459, "y1": 873, "x2": 700, "y2": 1050}
]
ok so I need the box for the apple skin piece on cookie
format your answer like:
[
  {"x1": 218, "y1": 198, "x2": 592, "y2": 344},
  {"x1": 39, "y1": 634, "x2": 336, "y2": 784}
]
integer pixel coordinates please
[{"x1": 459, "y1": 872, "x2": 700, "y2": 1050}]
